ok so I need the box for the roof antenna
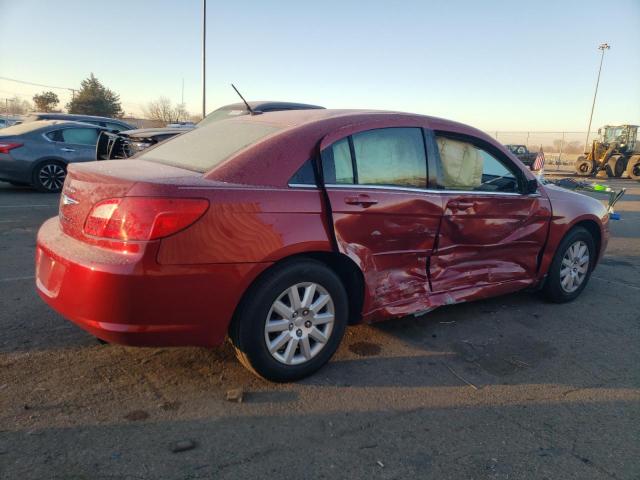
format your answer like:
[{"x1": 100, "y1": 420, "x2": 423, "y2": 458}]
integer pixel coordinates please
[{"x1": 231, "y1": 84, "x2": 260, "y2": 115}]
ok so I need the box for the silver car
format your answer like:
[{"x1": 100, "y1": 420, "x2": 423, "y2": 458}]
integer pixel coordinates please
[{"x1": 0, "y1": 120, "x2": 107, "y2": 192}]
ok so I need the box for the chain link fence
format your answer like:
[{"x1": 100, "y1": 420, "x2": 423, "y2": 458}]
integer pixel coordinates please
[{"x1": 488, "y1": 131, "x2": 597, "y2": 171}]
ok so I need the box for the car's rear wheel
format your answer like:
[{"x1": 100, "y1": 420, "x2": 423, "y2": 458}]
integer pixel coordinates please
[
  {"x1": 33, "y1": 161, "x2": 66, "y2": 193},
  {"x1": 229, "y1": 259, "x2": 348, "y2": 382},
  {"x1": 543, "y1": 227, "x2": 595, "y2": 303}
]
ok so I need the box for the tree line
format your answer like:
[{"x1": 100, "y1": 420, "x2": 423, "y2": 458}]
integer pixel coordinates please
[{"x1": 1, "y1": 73, "x2": 199, "y2": 123}]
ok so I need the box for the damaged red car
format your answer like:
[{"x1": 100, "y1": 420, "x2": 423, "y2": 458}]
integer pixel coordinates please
[{"x1": 36, "y1": 109, "x2": 610, "y2": 381}]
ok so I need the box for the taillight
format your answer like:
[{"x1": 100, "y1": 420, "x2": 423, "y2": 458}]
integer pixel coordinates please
[
  {"x1": 83, "y1": 197, "x2": 209, "y2": 241},
  {"x1": 0, "y1": 142, "x2": 23, "y2": 154}
]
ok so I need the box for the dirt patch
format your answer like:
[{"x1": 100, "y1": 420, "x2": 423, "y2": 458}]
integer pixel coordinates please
[
  {"x1": 348, "y1": 341, "x2": 382, "y2": 357},
  {"x1": 124, "y1": 410, "x2": 150, "y2": 421},
  {"x1": 451, "y1": 336, "x2": 556, "y2": 376}
]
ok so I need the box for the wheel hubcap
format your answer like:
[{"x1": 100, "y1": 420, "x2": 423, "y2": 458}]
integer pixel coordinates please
[
  {"x1": 560, "y1": 240, "x2": 589, "y2": 293},
  {"x1": 38, "y1": 164, "x2": 65, "y2": 191},
  {"x1": 264, "y1": 282, "x2": 335, "y2": 365}
]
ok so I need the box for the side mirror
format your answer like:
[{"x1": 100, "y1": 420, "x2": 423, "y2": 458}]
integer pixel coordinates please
[{"x1": 525, "y1": 178, "x2": 538, "y2": 194}]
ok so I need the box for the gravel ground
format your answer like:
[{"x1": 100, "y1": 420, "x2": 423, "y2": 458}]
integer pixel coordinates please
[{"x1": 0, "y1": 178, "x2": 638, "y2": 479}]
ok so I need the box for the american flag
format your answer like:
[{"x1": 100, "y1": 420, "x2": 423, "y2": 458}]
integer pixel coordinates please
[{"x1": 532, "y1": 148, "x2": 545, "y2": 171}]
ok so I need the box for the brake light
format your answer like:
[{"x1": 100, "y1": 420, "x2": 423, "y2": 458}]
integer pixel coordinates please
[
  {"x1": 0, "y1": 142, "x2": 23, "y2": 154},
  {"x1": 84, "y1": 197, "x2": 209, "y2": 241}
]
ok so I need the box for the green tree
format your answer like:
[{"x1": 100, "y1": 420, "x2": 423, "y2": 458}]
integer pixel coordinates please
[
  {"x1": 66, "y1": 73, "x2": 122, "y2": 117},
  {"x1": 33, "y1": 91, "x2": 59, "y2": 112}
]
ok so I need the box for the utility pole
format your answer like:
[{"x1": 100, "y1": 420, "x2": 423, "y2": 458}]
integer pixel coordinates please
[
  {"x1": 202, "y1": 0, "x2": 207, "y2": 119},
  {"x1": 181, "y1": 78, "x2": 185, "y2": 105},
  {"x1": 585, "y1": 43, "x2": 610, "y2": 150}
]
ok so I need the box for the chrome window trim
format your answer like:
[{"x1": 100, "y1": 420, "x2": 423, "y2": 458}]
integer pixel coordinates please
[
  {"x1": 324, "y1": 183, "x2": 540, "y2": 197},
  {"x1": 42, "y1": 132, "x2": 57, "y2": 143},
  {"x1": 288, "y1": 183, "x2": 319, "y2": 189}
]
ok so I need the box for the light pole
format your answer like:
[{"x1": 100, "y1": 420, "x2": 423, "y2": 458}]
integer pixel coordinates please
[
  {"x1": 202, "y1": 0, "x2": 207, "y2": 119},
  {"x1": 585, "y1": 43, "x2": 610, "y2": 150}
]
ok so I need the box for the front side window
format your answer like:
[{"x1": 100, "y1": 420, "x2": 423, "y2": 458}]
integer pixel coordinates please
[
  {"x1": 435, "y1": 135, "x2": 519, "y2": 193},
  {"x1": 322, "y1": 128, "x2": 427, "y2": 188},
  {"x1": 61, "y1": 128, "x2": 100, "y2": 145}
]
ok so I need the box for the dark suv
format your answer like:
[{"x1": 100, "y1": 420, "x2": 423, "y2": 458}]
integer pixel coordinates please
[
  {"x1": 23, "y1": 113, "x2": 134, "y2": 132},
  {"x1": 97, "y1": 101, "x2": 325, "y2": 159}
]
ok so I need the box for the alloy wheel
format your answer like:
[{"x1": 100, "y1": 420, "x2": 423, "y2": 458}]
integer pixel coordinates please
[
  {"x1": 559, "y1": 240, "x2": 589, "y2": 293},
  {"x1": 264, "y1": 282, "x2": 335, "y2": 365},
  {"x1": 38, "y1": 163, "x2": 66, "y2": 191}
]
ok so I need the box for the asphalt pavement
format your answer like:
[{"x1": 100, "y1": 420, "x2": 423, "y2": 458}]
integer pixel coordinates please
[{"x1": 0, "y1": 178, "x2": 638, "y2": 479}]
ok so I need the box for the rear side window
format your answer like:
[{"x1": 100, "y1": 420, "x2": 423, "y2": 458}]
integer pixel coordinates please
[
  {"x1": 322, "y1": 128, "x2": 427, "y2": 188},
  {"x1": 435, "y1": 135, "x2": 519, "y2": 193},
  {"x1": 46, "y1": 130, "x2": 63, "y2": 142},
  {"x1": 289, "y1": 159, "x2": 317, "y2": 185},
  {"x1": 61, "y1": 128, "x2": 100, "y2": 145},
  {"x1": 140, "y1": 120, "x2": 283, "y2": 172}
]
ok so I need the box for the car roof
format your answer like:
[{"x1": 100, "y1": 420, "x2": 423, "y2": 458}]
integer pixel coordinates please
[
  {"x1": 27, "y1": 113, "x2": 130, "y2": 123},
  {"x1": 216, "y1": 101, "x2": 325, "y2": 112},
  {"x1": 204, "y1": 108, "x2": 483, "y2": 133},
  {"x1": 194, "y1": 109, "x2": 507, "y2": 186},
  {"x1": 0, "y1": 119, "x2": 106, "y2": 136}
]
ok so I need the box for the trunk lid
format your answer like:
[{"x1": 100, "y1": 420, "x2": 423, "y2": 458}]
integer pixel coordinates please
[{"x1": 59, "y1": 159, "x2": 203, "y2": 241}]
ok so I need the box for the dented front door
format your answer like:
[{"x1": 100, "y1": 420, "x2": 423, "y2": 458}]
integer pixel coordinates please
[{"x1": 430, "y1": 192, "x2": 552, "y2": 292}]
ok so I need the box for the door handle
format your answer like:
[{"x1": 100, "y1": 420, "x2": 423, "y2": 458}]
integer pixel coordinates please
[
  {"x1": 61, "y1": 147, "x2": 75, "y2": 152},
  {"x1": 447, "y1": 200, "x2": 474, "y2": 210},
  {"x1": 344, "y1": 194, "x2": 378, "y2": 207}
]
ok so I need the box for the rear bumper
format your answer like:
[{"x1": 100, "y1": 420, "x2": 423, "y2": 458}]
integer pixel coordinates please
[
  {"x1": 36, "y1": 218, "x2": 270, "y2": 347},
  {"x1": 0, "y1": 153, "x2": 32, "y2": 183}
]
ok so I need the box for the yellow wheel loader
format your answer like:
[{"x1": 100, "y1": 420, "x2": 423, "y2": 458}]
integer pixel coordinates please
[{"x1": 575, "y1": 125, "x2": 640, "y2": 180}]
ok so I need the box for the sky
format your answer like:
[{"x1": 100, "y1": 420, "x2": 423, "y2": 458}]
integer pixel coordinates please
[{"x1": 0, "y1": 0, "x2": 638, "y2": 131}]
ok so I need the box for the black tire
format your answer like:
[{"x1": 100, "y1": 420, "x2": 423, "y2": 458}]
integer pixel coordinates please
[
  {"x1": 542, "y1": 227, "x2": 596, "y2": 303},
  {"x1": 575, "y1": 156, "x2": 594, "y2": 176},
  {"x1": 626, "y1": 155, "x2": 640, "y2": 180},
  {"x1": 229, "y1": 259, "x2": 348, "y2": 382},
  {"x1": 32, "y1": 161, "x2": 66, "y2": 193},
  {"x1": 605, "y1": 155, "x2": 625, "y2": 178}
]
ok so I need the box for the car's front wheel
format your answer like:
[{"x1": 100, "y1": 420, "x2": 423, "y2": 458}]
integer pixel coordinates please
[
  {"x1": 229, "y1": 259, "x2": 348, "y2": 382},
  {"x1": 543, "y1": 227, "x2": 595, "y2": 303},
  {"x1": 33, "y1": 161, "x2": 66, "y2": 193}
]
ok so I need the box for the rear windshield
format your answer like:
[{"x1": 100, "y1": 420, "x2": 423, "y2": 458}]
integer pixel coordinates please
[
  {"x1": 138, "y1": 120, "x2": 284, "y2": 172},
  {"x1": 0, "y1": 121, "x2": 45, "y2": 136},
  {"x1": 197, "y1": 108, "x2": 249, "y2": 127}
]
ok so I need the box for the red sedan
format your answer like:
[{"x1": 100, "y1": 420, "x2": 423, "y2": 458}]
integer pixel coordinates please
[{"x1": 36, "y1": 109, "x2": 609, "y2": 381}]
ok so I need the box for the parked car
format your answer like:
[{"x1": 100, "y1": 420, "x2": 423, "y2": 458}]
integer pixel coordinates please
[
  {"x1": 166, "y1": 122, "x2": 196, "y2": 128},
  {"x1": 0, "y1": 120, "x2": 107, "y2": 191},
  {"x1": 23, "y1": 113, "x2": 134, "y2": 132},
  {"x1": 505, "y1": 144, "x2": 537, "y2": 168},
  {"x1": 97, "y1": 101, "x2": 325, "y2": 159},
  {"x1": 36, "y1": 109, "x2": 609, "y2": 382},
  {"x1": 0, "y1": 117, "x2": 22, "y2": 129}
]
